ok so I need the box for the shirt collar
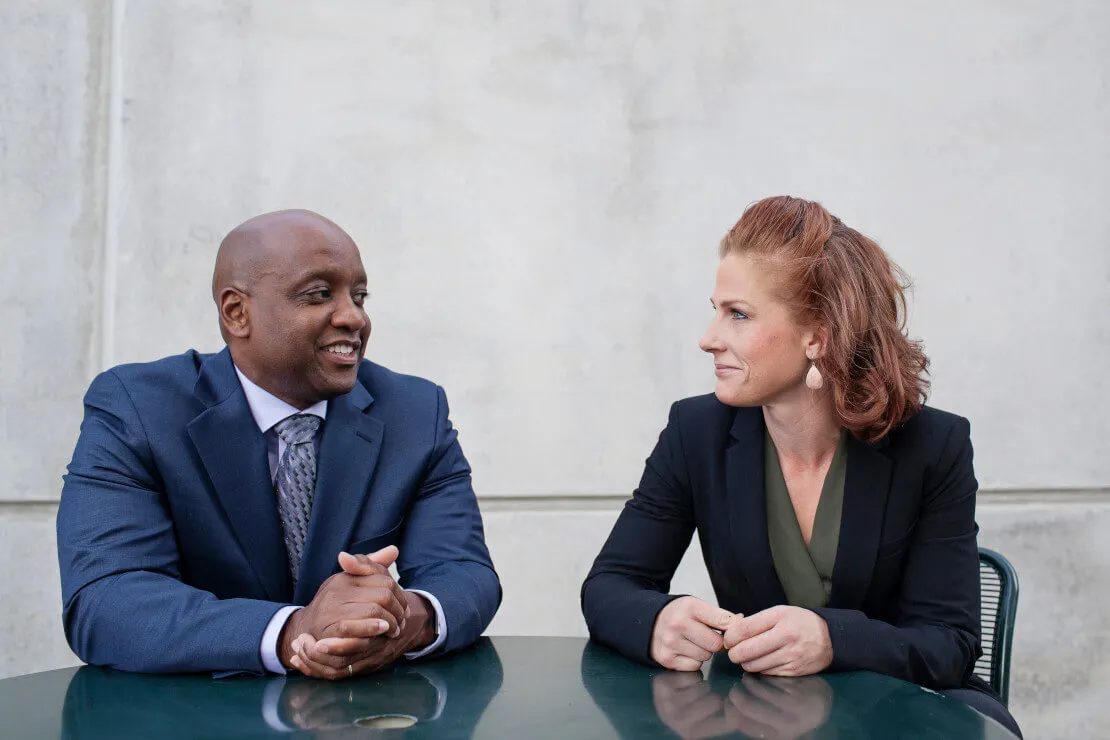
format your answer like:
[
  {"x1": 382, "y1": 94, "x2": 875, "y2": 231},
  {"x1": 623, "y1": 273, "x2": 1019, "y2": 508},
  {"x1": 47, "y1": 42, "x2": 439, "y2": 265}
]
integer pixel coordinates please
[{"x1": 234, "y1": 365, "x2": 328, "y2": 434}]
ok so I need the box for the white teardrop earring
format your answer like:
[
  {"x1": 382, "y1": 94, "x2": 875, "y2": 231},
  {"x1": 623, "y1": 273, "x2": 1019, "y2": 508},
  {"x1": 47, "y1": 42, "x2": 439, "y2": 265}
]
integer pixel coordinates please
[{"x1": 805, "y1": 361, "x2": 824, "y2": 390}]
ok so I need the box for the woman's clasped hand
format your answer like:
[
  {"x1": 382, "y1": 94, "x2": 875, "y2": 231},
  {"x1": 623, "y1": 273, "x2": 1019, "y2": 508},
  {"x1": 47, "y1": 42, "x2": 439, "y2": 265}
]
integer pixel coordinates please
[{"x1": 651, "y1": 597, "x2": 833, "y2": 676}]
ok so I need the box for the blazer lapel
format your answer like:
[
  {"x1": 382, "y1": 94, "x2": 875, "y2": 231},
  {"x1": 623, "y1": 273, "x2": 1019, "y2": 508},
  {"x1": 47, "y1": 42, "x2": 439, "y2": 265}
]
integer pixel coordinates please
[
  {"x1": 725, "y1": 408, "x2": 789, "y2": 610},
  {"x1": 295, "y1": 380, "x2": 384, "y2": 603},
  {"x1": 828, "y1": 434, "x2": 893, "y2": 609},
  {"x1": 186, "y1": 349, "x2": 293, "y2": 602}
]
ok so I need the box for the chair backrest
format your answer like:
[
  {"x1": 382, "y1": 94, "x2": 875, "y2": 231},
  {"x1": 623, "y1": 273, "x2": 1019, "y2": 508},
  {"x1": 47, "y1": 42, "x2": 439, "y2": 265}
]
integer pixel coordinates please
[{"x1": 974, "y1": 547, "x2": 1019, "y2": 705}]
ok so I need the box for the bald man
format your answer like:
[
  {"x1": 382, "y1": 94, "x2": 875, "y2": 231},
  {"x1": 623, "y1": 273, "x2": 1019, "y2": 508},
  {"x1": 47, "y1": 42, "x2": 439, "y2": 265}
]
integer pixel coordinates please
[{"x1": 57, "y1": 210, "x2": 500, "y2": 677}]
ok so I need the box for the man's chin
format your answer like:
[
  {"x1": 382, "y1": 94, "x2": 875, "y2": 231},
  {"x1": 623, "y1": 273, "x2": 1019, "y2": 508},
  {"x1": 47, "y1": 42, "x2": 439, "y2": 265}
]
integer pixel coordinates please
[{"x1": 310, "y1": 369, "x2": 360, "y2": 401}]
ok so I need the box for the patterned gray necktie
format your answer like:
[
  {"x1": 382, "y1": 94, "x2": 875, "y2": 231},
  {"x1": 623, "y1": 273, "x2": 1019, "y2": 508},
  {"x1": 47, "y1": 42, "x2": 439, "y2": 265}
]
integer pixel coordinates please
[{"x1": 274, "y1": 414, "x2": 322, "y2": 585}]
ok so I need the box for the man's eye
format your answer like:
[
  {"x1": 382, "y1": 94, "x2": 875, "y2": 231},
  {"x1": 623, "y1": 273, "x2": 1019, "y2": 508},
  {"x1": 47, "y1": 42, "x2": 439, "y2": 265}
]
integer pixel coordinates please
[
  {"x1": 730, "y1": 309, "x2": 748, "y2": 320},
  {"x1": 309, "y1": 289, "x2": 331, "y2": 300},
  {"x1": 353, "y1": 292, "x2": 368, "y2": 307}
]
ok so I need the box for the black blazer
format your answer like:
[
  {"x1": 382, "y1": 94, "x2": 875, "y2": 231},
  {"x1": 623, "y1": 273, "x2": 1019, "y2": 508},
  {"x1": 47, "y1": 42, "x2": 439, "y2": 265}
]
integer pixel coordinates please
[{"x1": 582, "y1": 395, "x2": 983, "y2": 691}]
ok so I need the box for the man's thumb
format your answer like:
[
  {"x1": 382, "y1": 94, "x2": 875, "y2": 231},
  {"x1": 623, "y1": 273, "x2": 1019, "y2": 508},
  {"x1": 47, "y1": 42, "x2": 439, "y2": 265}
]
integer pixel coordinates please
[{"x1": 368, "y1": 545, "x2": 399, "y2": 568}]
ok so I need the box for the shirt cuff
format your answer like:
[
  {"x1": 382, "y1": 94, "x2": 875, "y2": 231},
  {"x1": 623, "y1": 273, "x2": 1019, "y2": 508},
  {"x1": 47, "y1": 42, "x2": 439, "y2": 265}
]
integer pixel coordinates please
[
  {"x1": 260, "y1": 605, "x2": 302, "y2": 675},
  {"x1": 404, "y1": 590, "x2": 447, "y2": 659}
]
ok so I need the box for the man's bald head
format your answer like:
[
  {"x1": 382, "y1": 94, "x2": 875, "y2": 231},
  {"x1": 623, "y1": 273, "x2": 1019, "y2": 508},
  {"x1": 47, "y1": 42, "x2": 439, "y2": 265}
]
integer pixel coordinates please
[
  {"x1": 211, "y1": 209, "x2": 371, "y2": 409},
  {"x1": 211, "y1": 209, "x2": 352, "y2": 301}
]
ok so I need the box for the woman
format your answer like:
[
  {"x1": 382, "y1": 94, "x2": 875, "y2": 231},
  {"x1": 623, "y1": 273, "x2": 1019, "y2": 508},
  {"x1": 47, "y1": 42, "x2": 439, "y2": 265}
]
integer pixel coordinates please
[{"x1": 581, "y1": 196, "x2": 1021, "y2": 736}]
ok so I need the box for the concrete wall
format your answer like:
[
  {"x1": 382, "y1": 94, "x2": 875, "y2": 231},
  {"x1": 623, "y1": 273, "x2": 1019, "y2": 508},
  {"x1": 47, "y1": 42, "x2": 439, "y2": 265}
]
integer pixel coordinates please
[{"x1": 1, "y1": 1, "x2": 1107, "y2": 736}]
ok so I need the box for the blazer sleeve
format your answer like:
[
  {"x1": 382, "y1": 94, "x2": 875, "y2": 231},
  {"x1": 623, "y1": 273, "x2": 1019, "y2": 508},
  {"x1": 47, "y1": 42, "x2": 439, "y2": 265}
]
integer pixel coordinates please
[
  {"x1": 394, "y1": 386, "x2": 501, "y2": 656},
  {"x1": 57, "y1": 370, "x2": 287, "y2": 674},
  {"x1": 581, "y1": 402, "x2": 697, "y2": 664},
  {"x1": 813, "y1": 417, "x2": 982, "y2": 689}
]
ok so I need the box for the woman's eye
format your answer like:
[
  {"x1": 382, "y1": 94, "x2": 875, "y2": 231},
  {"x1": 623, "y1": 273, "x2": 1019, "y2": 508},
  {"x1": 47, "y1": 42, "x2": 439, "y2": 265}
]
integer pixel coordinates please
[
  {"x1": 730, "y1": 309, "x2": 748, "y2": 320},
  {"x1": 353, "y1": 292, "x2": 368, "y2": 307}
]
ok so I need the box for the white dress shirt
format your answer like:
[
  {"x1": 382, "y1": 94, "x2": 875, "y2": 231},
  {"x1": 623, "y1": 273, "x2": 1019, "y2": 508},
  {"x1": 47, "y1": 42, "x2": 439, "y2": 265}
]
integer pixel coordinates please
[{"x1": 234, "y1": 367, "x2": 447, "y2": 673}]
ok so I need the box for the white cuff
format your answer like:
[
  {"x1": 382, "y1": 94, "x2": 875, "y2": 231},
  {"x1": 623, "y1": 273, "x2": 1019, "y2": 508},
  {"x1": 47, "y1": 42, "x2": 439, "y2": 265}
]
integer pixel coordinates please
[
  {"x1": 260, "y1": 605, "x2": 302, "y2": 675},
  {"x1": 404, "y1": 590, "x2": 447, "y2": 659}
]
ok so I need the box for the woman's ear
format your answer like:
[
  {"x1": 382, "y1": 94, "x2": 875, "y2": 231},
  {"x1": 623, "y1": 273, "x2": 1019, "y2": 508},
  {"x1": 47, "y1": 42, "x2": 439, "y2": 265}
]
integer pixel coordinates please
[{"x1": 804, "y1": 323, "x2": 829, "y2": 361}]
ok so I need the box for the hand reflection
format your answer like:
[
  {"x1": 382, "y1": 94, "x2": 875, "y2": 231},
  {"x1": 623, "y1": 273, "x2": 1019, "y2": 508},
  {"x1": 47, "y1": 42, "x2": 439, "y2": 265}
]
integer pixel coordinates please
[
  {"x1": 282, "y1": 681, "x2": 362, "y2": 730},
  {"x1": 274, "y1": 670, "x2": 440, "y2": 732},
  {"x1": 652, "y1": 671, "x2": 832, "y2": 740}
]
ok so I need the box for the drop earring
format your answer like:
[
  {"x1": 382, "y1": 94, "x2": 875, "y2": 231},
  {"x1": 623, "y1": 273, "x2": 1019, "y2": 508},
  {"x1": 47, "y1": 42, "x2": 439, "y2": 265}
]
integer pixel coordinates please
[{"x1": 805, "y1": 361, "x2": 824, "y2": 390}]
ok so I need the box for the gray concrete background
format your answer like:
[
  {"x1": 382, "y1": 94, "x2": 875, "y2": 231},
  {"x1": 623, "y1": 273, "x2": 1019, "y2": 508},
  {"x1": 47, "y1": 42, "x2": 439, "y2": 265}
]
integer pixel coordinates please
[{"x1": 1, "y1": 1, "x2": 1107, "y2": 737}]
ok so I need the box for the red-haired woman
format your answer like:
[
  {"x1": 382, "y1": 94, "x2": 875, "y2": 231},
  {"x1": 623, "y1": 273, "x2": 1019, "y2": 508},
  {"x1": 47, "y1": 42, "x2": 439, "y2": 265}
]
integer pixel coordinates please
[{"x1": 581, "y1": 196, "x2": 1020, "y2": 736}]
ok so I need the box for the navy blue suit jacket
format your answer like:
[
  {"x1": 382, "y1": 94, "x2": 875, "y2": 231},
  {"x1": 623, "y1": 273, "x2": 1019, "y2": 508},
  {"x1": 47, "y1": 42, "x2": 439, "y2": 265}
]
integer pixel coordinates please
[
  {"x1": 582, "y1": 396, "x2": 983, "y2": 691},
  {"x1": 58, "y1": 348, "x2": 501, "y2": 674}
]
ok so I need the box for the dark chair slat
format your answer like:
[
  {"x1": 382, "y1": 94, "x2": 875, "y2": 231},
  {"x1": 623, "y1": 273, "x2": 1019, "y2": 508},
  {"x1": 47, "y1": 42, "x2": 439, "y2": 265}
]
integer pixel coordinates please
[{"x1": 976, "y1": 548, "x2": 1019, "y2": 706}]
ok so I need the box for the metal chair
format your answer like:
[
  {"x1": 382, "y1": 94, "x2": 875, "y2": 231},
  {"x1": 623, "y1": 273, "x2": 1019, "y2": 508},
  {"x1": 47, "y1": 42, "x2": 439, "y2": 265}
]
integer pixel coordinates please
[{"x1": 974, "y1": 547, "x2": 1019, "y2": 705}]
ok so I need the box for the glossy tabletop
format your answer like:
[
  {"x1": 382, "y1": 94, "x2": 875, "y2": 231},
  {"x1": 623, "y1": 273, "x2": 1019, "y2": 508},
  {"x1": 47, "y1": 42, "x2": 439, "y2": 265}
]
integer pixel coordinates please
[{"x1": 0, "y1": 637, "x2": 1018, "y2": 739}]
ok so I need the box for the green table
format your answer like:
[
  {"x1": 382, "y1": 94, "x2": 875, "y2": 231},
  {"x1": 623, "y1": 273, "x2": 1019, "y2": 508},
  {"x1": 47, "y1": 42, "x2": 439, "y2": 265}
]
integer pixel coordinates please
[{"x1": 0, "y1": 637, "x2": 1017, "y2": 739}]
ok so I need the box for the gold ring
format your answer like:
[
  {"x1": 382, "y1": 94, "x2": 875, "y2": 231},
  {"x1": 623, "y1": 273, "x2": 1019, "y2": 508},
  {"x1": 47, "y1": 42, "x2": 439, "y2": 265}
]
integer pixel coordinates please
[{"x1": 347, "y1": 664, "x2": 354, "y2": 677}]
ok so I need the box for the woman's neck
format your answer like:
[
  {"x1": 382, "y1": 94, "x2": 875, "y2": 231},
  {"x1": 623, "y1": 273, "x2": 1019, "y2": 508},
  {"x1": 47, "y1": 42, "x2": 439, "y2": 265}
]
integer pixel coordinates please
[{"x1": 762, "y1": 392, "x2": 841, "y2": 468}]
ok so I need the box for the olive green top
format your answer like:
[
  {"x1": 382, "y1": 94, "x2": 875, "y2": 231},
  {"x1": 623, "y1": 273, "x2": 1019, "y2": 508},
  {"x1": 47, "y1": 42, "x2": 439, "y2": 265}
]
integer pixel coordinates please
[{"x1": 765, "y1": 428, "x2": 849, "y2": 609}]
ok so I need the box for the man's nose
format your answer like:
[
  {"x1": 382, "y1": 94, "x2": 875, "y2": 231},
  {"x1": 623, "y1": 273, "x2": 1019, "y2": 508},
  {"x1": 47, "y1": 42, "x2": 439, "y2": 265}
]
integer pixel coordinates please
[{"x1": 332, "y1": 296, "x2": 367, "y2": 330}]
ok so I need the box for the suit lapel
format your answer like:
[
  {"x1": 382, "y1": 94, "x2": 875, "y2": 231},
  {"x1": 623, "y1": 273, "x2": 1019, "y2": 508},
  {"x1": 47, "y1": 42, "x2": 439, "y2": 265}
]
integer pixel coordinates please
[
  {"x1": 828, "y1": 434, "x2": 893, "y2": 609},
  {"x1": 295, "y1": 381, "x2": 383, "y2": 603},
  {"x1": 187, "y1": 349, "x2": 293, "y2": 602},
  {"x1": 725, "y1": 408, "x2": 789, "y2": 610}
]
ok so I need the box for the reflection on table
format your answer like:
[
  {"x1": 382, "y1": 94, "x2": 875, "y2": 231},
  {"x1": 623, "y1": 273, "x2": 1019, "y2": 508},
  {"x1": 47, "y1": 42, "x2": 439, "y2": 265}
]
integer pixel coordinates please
[
  {"x1": 60, "y1": 638, "x2": 503, "y2": 739},
  {"x1": 581, "y1": 643, "x2": 1011, "y2": 740},
  {"x1": 0, "y1": 637, "x2": 1018, "y2": 739}
]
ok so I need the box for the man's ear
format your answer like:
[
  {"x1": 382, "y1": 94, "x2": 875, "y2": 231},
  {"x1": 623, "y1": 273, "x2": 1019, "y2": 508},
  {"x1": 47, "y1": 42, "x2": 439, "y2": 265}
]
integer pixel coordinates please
[{"x1": 219, "y1": 288, "x2": 251, "y2": 339}]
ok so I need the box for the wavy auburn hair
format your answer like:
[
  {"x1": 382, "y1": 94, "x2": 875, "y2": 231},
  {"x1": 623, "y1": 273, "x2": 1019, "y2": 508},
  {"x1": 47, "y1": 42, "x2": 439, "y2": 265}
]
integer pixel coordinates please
[{"x1": 720, "y1": 196, "x2": 929, "y2": 442}]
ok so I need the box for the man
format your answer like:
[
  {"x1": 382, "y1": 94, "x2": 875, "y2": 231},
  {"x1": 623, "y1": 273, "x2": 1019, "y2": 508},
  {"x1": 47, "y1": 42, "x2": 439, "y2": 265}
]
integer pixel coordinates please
[{"x1": 57, "y1": 209, "x2": 500, "y2": 678}]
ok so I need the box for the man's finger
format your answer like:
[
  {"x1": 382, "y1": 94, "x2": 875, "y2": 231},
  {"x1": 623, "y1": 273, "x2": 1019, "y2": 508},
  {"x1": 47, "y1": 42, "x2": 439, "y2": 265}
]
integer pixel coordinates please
[
  {"x1": 367, "y1": 545, "x2": 399, "y2": 567},
  {"x1": 299, "y1": 634, "x2": 361, "y2": 681},
  {"x1": 346, "y1": 586, "x2": 406, "y2": 635},
  {"x1": 345, "y1": 640, "x2": 406, "y2": 677},
  {"x1": 293, "y1": 634, "x2": 340, "y2": 678},
  {"x1": 303, "y1": 646, "x2": 352, "y2": 671},
  {"x1": 332, "y1": 617, "x2": 393, "y2": 639},
  {"x1": 337, "y1": 551, "x2": 385, "y2": 576},
  {"x1": 338, "y1": 556, "x2": 409, "y2": 628},
  {"x1": 302, "y1": 636, "x2": 366, "y2": 671},
  {"x1": 313, "y1": 636, "x2": 374, "y2": 657},
  {"x1": 687, "y1": 600, "x2": 736, "y2": 631},
  {"x1": 339, "y1": 546, "x2": 399, "y2": 572},
  {"x1": 329, "y1": 604, "x2": 399, "y2": 637}
]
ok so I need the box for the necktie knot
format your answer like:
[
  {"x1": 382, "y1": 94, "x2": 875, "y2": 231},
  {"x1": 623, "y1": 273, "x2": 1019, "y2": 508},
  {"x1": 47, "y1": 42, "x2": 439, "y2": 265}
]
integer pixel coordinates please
[{"x1": 275, "y1": 414, "x2": 321, "y2": 446}]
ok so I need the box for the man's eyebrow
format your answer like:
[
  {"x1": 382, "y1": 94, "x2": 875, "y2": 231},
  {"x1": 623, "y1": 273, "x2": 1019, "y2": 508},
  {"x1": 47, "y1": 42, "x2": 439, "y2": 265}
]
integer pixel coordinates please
[{"x1": 289, "y1": 268, "x2": 367, "y2": 285}]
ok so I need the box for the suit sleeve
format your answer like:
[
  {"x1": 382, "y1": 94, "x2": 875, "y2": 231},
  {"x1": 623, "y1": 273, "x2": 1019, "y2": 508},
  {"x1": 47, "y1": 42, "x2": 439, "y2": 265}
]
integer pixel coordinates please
[
  {"x1": 813, "y1": 417, "x2": 981, "y2": 689},
  {"x1": 394, "y1": 386, "x2": 501, "y2": 656},
  {"x1": 57, "y1": 370, "x2": 286, "y2": 674},
  {"x1": 580, "y1": 402, "x2": 696, "y2": 665}
]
